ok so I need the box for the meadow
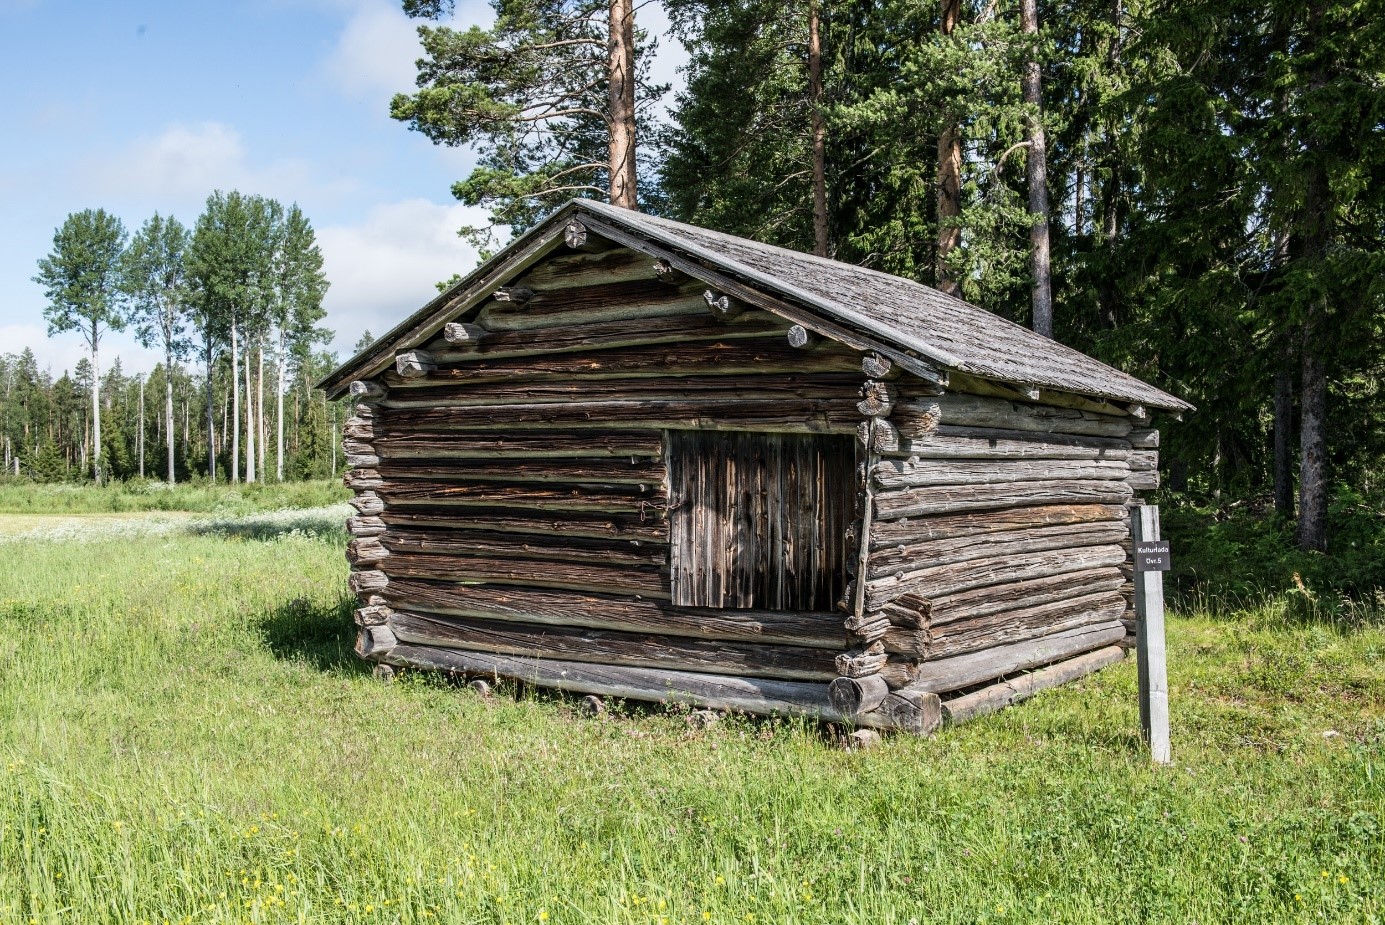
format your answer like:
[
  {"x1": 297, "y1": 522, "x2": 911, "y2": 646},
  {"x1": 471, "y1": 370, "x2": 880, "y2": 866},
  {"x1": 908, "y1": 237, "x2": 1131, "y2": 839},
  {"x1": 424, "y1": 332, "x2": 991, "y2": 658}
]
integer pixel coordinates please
[{"x1": 0, "y1": 483, "x2": 1381, "y2": 923}]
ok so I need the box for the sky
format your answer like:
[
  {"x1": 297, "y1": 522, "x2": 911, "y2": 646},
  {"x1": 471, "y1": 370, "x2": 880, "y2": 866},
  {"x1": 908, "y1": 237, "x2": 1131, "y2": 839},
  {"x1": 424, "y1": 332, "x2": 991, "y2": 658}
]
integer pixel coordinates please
[{"x1": 0, "y1": 0, "x2": 684, "y2": 378}]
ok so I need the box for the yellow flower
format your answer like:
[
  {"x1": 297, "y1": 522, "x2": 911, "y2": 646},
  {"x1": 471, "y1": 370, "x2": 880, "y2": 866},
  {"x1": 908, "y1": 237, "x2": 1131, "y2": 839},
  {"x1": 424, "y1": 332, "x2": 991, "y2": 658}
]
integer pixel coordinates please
[
  {"x1": 1295, "y1": 894, "x2": 1303, "y2": 902},
  {"x1": 714, "y1": 876, "x2": 725, "y2": 886},
  {"x1": 1338, "y1": 874, "x2": 1349, "y2": 884},
  {"x1": 539, "y1": 911, "x2": 549, "y2": 922},
  {"x1": 1322, "y1": 870, "x2": 1330, "y2": 878},
  {"x1": 703, "y1": 913, "x2": 712, "y2": 922}
]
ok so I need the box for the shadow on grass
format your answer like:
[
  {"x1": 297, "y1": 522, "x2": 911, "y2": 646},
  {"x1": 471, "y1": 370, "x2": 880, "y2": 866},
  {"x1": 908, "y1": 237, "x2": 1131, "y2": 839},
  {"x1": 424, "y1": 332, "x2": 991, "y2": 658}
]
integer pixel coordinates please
[{"x1": 257, "y1": 594, "x2": 365, "y2": 675}]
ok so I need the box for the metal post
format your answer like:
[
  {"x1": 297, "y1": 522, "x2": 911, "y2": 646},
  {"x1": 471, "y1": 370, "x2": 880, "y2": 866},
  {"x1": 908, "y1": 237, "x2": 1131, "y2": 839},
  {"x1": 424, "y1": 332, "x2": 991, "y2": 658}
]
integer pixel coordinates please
[{"x1": 1132, "y1": 504, "x2": 1171, "y2": 764}]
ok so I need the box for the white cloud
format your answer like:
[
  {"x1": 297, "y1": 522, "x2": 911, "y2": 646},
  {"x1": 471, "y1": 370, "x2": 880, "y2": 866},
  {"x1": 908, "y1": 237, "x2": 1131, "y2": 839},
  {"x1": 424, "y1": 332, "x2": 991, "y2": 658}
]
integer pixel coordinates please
[
  {"x1": 316, "y1": 197, "x2": 494, "y2": 356},
  {"x1": 322, "y1": 2, "x2": 423, "y2": 98},
  {"x1": 90, "y1": 121, "x2": 354, "y2": 214},
  {"x1": 0, "y1": 321, "x2": 162, "y2": 379}
]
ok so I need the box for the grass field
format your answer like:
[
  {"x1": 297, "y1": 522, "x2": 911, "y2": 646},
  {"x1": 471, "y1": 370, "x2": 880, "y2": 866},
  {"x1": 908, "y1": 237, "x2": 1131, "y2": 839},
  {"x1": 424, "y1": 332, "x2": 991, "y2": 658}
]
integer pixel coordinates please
[{"x1": 0, "y1": 487, "x2": 1382, "y2": 923}]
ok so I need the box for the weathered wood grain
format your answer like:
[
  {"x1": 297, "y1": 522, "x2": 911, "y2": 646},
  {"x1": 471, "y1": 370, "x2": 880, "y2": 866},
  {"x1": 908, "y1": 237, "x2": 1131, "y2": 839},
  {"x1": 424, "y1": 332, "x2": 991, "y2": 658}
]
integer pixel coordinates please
[
  {"x1": 372, "y1": 429, "x2": 663, "y2": 460},
  {"x1": 477, "y1": 280, "x2": 705, "y2": 331},
  {"x1": 374, "y1": 457, "x2": 665, "y2": 485},
  {"x1": 941, "y1": 645, "x2": 1126, "y2": 725},
  {"x1": 827, "y1": 674, "x2": 890, "y2": 715},
  {"x1": 380, "y1": 507, "x2": 668, "y2": 542},
  {"x1": 871, "y1": 457, "x2": 1129, "y2": 489},
  {"x1": 1128, "y1": 428, "x2": 1160, "y2": 448},
  {"x1": 894, "y1": 426, "x2": 1133, "y2": 460},
  {"x1": 863, "y1": 544, "x2": 1128, "y2": 607},
  {"x1": 873, "y1": 479, "x2": 1134, "y2": 519},
  {"x1": 907, "y1": 619, "x2": 1127, "y2": 693},
  {"x1": 380, "y1": 525, "x2": 665, "y2": 568},
  {"x1": 898, "y1": 394, "x2": 1135, "y2": 438},
  {"x1": 866, "y1": 521, "x2": 1131, "y2": 576},
  {"x1": 885, "y1": 591, "x2": 1127, "y2": 659},
  {"x1": 348, "y1": 491, "x2": 385, "y2": 515},
  {"x1": 382, "y1": 579, "x2": 849, "y2": 649},
  {"x1": 870, "y1": 503, "x2": 1126, "y2": 545},
  {"x1": 381, "y1": 372, "x2": 863, "y2": 408},
  {"x1": 380, "y1": 550, "x2": 670, "y2": 598},
  {"x1": 887, "y1": 565, "x2": 1126, "y2": 627},
  {"x1": 387, "y1": 610, "x2": 838, "y2": 681},
  {"x1": 516, "y1": 246, "x2": 657, "y2": 289},
  {"x1": 376, "y1": 479, "x2": 666, "y2": 514}
]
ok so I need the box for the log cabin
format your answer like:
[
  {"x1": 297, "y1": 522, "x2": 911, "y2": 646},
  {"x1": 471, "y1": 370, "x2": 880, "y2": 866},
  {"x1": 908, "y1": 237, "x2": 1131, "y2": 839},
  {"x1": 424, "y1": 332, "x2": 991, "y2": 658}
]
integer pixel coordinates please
[{"x1": 319, "y1": 200, "x2": 1193, "y2": 736}]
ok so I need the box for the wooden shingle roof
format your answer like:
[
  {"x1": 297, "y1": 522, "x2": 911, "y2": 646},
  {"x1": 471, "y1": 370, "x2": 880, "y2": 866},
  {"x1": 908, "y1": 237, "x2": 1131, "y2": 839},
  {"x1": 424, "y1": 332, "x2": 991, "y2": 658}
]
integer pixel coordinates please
[{"x1": 322, "y1": 200, "x2": 1191, "y2": 412}]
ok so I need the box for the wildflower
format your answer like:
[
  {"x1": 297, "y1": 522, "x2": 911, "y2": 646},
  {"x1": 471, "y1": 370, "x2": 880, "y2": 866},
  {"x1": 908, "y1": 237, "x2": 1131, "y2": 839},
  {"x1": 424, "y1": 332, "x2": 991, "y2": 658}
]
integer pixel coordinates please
[
  {"x1": 1339, "y1": 874, "x2": 1349, "y2": 884},
  {"x1": 1322, "y1": 870, "x2": 1330, "y2": 879},
  {"x1": 539, "y1": 912, "x2": 549, "y2": 922},
  {"x1": 714, "y1": 876, "x2": 725, "y2": 886},
  {"x1": 1295, "y1": 894, "x2": 1303, "y2": 902},
  {"x1": 703, "y1": 913, "x2": 712, "y2": 922}
]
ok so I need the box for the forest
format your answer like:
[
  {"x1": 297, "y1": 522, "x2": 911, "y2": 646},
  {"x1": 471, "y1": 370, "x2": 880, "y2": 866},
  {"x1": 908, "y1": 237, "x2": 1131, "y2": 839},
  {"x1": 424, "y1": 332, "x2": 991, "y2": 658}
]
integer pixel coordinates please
[{"x1": 8, "y1": 0, "x2": 1382, "y2": 592}]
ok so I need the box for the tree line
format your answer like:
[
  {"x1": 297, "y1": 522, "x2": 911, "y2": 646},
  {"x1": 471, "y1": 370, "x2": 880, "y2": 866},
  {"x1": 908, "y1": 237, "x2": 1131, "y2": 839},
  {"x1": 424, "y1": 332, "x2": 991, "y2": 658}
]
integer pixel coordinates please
[
  {"x1": 20, "y1": 192, "x2": 353, "y2": 485},
  {"x1": 394, "y1": 0, "x2": 1385, "y2": 552}
]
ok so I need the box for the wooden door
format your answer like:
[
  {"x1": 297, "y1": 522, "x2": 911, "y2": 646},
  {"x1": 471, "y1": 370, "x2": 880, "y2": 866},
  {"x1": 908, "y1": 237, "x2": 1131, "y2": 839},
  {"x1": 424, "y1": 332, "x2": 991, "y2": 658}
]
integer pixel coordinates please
[{"x1": 667, "y1": 430, "x2": 853, "y2": 611}]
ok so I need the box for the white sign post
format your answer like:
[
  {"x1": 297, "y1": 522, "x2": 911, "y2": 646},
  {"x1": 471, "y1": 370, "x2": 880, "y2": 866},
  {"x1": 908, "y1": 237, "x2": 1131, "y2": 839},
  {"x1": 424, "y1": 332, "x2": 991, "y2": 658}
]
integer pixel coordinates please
[{"x1": 1132, "y1": 504, "x2": 1171, "y2": 765}]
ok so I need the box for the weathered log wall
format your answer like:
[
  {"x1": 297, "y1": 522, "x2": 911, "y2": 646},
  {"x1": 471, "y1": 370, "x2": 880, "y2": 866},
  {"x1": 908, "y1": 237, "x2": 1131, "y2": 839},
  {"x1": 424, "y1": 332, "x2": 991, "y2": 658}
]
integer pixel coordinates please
[{"x1": 342, "y1": 239, "x2": 1156, "y2": 733}]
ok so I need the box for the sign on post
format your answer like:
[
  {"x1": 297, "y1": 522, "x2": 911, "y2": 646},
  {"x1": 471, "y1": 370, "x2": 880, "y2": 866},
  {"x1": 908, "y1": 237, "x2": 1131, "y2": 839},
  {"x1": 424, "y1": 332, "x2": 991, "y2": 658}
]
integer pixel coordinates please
[{"x1": 1132, "y1": 505, "x2": 1171, "y2": 765}]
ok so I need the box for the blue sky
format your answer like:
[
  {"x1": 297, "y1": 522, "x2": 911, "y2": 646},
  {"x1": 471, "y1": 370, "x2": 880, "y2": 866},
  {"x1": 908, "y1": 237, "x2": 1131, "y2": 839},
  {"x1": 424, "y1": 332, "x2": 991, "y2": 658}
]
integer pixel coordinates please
[{"x1": 0, "y1": 0, "x2": 682, "y2": 376}]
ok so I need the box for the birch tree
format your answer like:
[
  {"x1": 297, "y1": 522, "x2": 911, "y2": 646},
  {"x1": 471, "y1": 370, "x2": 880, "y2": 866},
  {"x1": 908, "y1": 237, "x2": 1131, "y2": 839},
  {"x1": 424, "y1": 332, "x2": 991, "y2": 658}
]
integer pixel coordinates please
[{"x1": 33, "y1": 209, "x2": 128, "y2": 483}]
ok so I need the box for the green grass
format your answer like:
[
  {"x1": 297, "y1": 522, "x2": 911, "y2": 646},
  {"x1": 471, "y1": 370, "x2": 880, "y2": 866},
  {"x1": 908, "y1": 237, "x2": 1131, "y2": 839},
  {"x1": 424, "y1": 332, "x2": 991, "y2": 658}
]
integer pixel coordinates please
[
  {"x1": 0, "y1": 478, "x2": 349, "y2": 516},
  {"x1": 0, "y1": 493, "x2": 1382, "y2": 923}
]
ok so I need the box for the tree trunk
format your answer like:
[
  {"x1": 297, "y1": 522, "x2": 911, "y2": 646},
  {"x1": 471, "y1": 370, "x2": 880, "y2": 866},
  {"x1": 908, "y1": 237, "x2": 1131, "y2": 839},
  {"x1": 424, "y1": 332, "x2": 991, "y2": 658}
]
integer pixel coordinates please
[
  {"x1": 231, "y1": 320, "x2": 240, "y2": 483},
  {"x1": 935, "y1": 0, "x2": 962, "y2": 295},
  {"x1": 90, "y1": 321, "x2": 101, "y2": 484},
  {"x1": 1297, "y1": 302, "x2": 1328, "y2": 551},
  {"x1": 276, "y1": 329, "x2": 286, "y2": 482},
  {"x1": 138, "y1": 374, "x2": 145, "y2": 479},
  {"x1": 808, "y1": 0, "x2": 829, "y2": 258},
  {"x1": 245, "y1": 339, "x2": 256, "y2": 483},
  {"x1": 257, "y1": 342, "x2": 266, "y2": 480},
  {"x1": 1273, "y1": 351, "x2": 1294, "y2": 516},
  {"x1": 607, "y1": 0, "x2": 637, "y2": 209},
  {"x1": 1021, "y1": 0, "x2": 1052, "y2": 338},
  {"x1": 205, "y1": 345, "x2": 216, "y2": 482},
  {"x1": 166, "y1": 350, "x2": 177, "y2": 484}
]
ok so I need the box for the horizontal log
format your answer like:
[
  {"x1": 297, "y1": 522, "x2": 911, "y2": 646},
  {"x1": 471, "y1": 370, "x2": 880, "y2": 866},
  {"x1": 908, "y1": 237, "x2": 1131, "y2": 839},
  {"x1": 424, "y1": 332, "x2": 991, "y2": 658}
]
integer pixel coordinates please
[
  {"x1": 871, "y1": 458, "x2": 1129, "y2": 490},
  {"x1": 1126, "y1": 470, "x2": 1160, "y2": 491},
  {"x1": 422, "y1": 311, "x2": 789, "y2": 365},
  {"x1": 380, "y1": 526, "x2": 665, "y2": 568},
  {"x1": 893, "y1": 402, "x2": 941, "y2": 438},
  {"x1": 344, "y1": 468, "x2": 383, "y2": 490},
  {"x1": 380, "y1": 372, "x2": 863, "y2": 408},
  {"x1": 652, "y1": 258, "x2": 692, "y2": 286},
  {"x1": 863, "y1": 544, "x2": 1128, "y2": 608},
  {"x1": 864, "y1": 688, "x2": 942, "y2": 736},
  {"x1": 396, "y1": 350, "x2": 435, "y2": 378},
  {"x1": 382, "y1": 579, "x2": 848, "y2": 649},
  {"x1": 856, "y1": 418, "x2": 900, "y2": 454},
  {"x1": 354, "y1": 624, "x2": 397, "y2": 660},
  {"x1": 376, "y1": 479, "x2": 666, "y2": 514},
  {"x1": 907, "y1": 619, "x2": 1127, "y2": 694},
  {"x1": 372, "y1": 429, "x2": 663, "y2": 460},
  {"x1": 870, "y1": 503, "x2": 1127, "y2": 545},
  {"x1": 379, "y1": 643, "x2": 925, "y2": 730},
  {"x1": 346, "y1": 537, "x2": 388, "y2": 565},
  {"x1": 373, "y1": 399, "x2": 862, "y2": 435},
  {"x1": 387, "y1": 610, "x2": 838, "y2": 681},
  {"x1": 443, "y1": 321, "x2": 487, "y2": 345},
  {"x1": 1128, "y1": 428, "x2": 1160, "y2": 448},
  {"x1": 518, "y1": 247, "x2": 658, "y2": 289},
  {"x1": 883, "y1": 592, "x2": 1127, "y2": 659},
  {"x1": 349, "y1": 380, "x2": 386, "y2": 400},
  {"x1": 347, "y1": 515, "x2": 387, "y2": 537},
  {"x1": 348, "y1": 491, "x2": 385, "y2": 515},
  {"x1": 835, "y1": 642, "x2": 888, "y2": 678},
  {"x1": 703, "y1": 289, "x2": 745, "y2": 320},
  {"x1": 354, "y1": 604, "x2": 391, "y2": 626},
  {"x1": 1128, "y1": 449, "x2": 1159, "y2": 472},
  {"x1": 478, "y1": 280, "x2": 704, "y2": 331},
  {"x1": 891, "y1": 428, "x2": 1133, "y2": 460},
  {"x1": 874, "y1": 480, "x2": 1134, "y2": 519},
  {"x1": 867, "y1": 521, "x2": 1131, "y2": 577},
  {"x1": 857, "y1": 380, "x2": 896, "y2": 417},
  {"x1": 348, "y1": 569, "x2": 388, "y2": 593},
  {"x1": 381, "y1": 337, "x2": 862, "y2": 385},
  {"x1": 899, "y1": 566, "x2": 1127, "y2": 627},
  {"x1": 380, "y1": 507, "x2": 668, "y2": 542},
  {"x1": 828, "y1": 674, "x2": 890, "y2": 715},
  {"x1": 374, "y1": 457, "x2": 665, "y2": 486},
  {"x1": 941, "y1": 645, "x2": 1127, "y2": 726},
  {"x1": 787, "y1": 324, "x2": 820, "y2": 350},
  {"x1": 379, "y1": 551, "x2": 670, "y2": 598},
  {"x1": 345, "y1": 453, "x2": 381, "y2": 469},
  {"x1": 900, "y1": 394, "x2": 1134, "y2": 439}
]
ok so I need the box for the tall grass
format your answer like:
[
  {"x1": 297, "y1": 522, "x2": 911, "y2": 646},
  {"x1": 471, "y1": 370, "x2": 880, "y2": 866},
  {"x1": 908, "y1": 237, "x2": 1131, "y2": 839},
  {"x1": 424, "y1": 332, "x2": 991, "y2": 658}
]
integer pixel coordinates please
[
  {"x1": 0, "y1": 498, "x2": 1381, "y2": 922},
  {"x1": 0, "y1": 479, "x2": 349, "y2": 515}
]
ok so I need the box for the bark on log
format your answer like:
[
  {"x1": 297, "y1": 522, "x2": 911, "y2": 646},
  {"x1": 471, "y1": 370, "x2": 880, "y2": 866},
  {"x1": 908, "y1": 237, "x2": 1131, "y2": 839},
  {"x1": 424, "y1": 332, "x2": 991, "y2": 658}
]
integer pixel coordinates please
[
  {"x1": 379, "y1": 550, "x2": 670, "y2": 598},
  {"x1": 891, "y1": 428, "x2": 1132, "y2": 460},
  {"x1": 347, "y1": 515, "x2": 387, "y2": 537},
  {"x1": 479, "y1": 281, "x2": 702, "y2": 331},
  {"x1": 872, "y1": 457, "x2": 1129, "y2": 490},
  {"x1": 907, "y1": 619, "x2": 1126, "y2": 693},
  {"x1": 387, "y1": 610, "x2": 838, "y2": 681},
  {"x1": 873, "y1": 479, "x2": 1134, "y2": 519},
  {"x1": 863, "y1": 544, "x2": 1127, "y2": 608},
  {"x1": 893, "y1": 402, "x2": 942, "y2": 437},
  {"x1": 870, "y1": 503, "x2": 1126, "y2": 545},
  {"x1": 346, "y1": 537, "x2": 389, "y2": 565},
  {"x1": 380, "y1": 507, "x2": 667, "y2": 542},
  {"x1": 382, "y1": 578, "x2": 848, "y2": 649},
  {"x1": 348, "y1": 491, "x2": 386, "y2": 515},
  {"x1": 373, "y1": 429, "x2": 663, "y2": 460},
  {"x1": 941, "y1": 645, "x2": 1126, "y2": 725}
]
